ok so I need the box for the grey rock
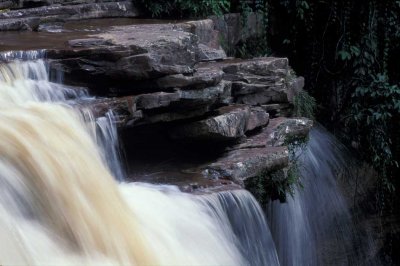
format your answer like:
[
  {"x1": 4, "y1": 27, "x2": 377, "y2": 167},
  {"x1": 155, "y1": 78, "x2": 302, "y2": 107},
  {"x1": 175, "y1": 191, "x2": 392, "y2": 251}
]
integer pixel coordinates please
[
  {"x1": 232, "y1": 81, "x2": 272, "y2": 96},
  {"x1": 261, "y1": 103, "x2": 292, "y2": 118},
  {"x1": 197, "y1": 44, "x2": 227, "y2": 61},
  {"x1": 287, "y1": 76, "x2": 305, "y2": 103},
  {"x1": 169, "y1": 105, "x2": 251, "y2": 141},
  {"x1": 222, "y1": 57, "x2": 288, "y2": 76},
  {"x1": 0, "y1": 0, "x2": 14, "y2": 9},
  {"x1": 202, "y1": 146, "x2": 289, "y2": 185},
  {"x1": 266, "y1": 117, "x2": 314, "y2": 147},
  {"x1": 0, "y1": 1, "x2": 138, "y2": 31},
  {"x1": 246, "y1": 107, "x2": 269, "y2": 132},
  {"x1": 178, "y1": 19, "x2": 227, "y2": 61},
  {"x1": 155, "y1": 67, "x2": 223, "y2": 89},
  {"x1": 235, "y1": 82, "x2": 288, "y2": 105},
  {"x1": 135, "y1": 92, "x2": 181, "y2": 110},
  {"x1": 49, "y1": 23, "x2": 199, "y2": 82},
  {"x1": 68, "y1": 38, "x2": 113, "y2": 47}
]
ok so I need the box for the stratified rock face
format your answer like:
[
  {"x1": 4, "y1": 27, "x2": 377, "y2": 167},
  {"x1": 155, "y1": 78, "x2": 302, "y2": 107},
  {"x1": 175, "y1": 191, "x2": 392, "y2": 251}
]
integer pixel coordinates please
[
  {"x1": 0, "y1": 1, "x2": 138, "y2": 31},
  {"x1": 0, "y1": 14, "x2": 311, "y2": 193},
  {"x1": 39, "y1": 19, "x2": 309, "y2": 190},
  {"x1": 201, "y1": 117, "x2": 313, "y2": 185}
]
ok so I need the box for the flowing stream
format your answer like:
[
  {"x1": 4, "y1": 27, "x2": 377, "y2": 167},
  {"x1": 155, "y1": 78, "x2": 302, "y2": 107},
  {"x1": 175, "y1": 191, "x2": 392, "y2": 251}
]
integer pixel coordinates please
[
  {"x1": 0, "y1": 51, "x2": 381, "y2": 266},
  {"x1": 0, "y1": 53, "x2": 279, "y2": 265}
]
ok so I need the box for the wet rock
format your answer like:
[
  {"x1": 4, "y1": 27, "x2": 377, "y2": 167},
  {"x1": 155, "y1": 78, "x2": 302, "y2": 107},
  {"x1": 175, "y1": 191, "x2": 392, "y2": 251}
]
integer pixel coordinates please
[
  {"x1": 222, "y1": 57, "x2": 288, "y2": 77},
  {"x1": 202, "y1": 146, "x2": 289, "y2": 185},
  {"x1": 68, "y1": 38, "x2": 113, "y2": 48},
  {"x1": 261, "y1": 103, "x2": 292, "y2": 118},
  {"x1": 287, "y1": 76, "x2": 305, "y2": 103},
  {"x1": 179, "y1": 19, "x2": 227, "y2": 61},
  {"x1": 135, "y1": 92, "x2": 181, "y2": 110},
  {"x1": 200, "y1": 116, "x2": 312, "y2": 185},
  {"x1": 197, "y1": 44, "x2": 227, "y2": 61},
  {"x1": 246, "y1": 107, "x2": 269, "y2": 132},
  {"x1": 169, "y1": 105, "x2": 251, "y2": 141},
  {"x1": 266, "y1": 117, "x2": 314, "y2": 146},
  {"x1": 0, "y1": 1, "x2": 138, "y2": 31},
  {"x1": 155, "y1": 67, "x2": 223, "y2": 89},
  {"x1": 0, "y1": 0, "x2": 14, "y2": 9},
  {"x1": 37, "y1": 21, "x2": 66, "y2": 32},
  {"x1": 235, "y1": 82, "x2": 288, "y2": 105},
  {"x1": 48, "y1": 24, "x2": 198, "y2": 84}
]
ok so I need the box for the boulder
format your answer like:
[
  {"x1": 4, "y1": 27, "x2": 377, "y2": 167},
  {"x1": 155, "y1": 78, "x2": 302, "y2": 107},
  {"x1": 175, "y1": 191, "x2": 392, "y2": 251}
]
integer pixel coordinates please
[
  {"x1": 266, "y1": 117, "x2": 314, "y2": 146},
  {"x1": 48, "y1": 23, "x2": 199, "y2": 86},
  {"x1": 178, "y1": 19, "x2": 227, "y2": 61},
  {"x1": 246, "y1": 107, "x2": 269, "y2": 132},
  {"x1": 169, "y1": 105, "x2": 251, "y2": 141},
  {"x1": 202, "y1": 146, "x2": 289, "y2": 185}
]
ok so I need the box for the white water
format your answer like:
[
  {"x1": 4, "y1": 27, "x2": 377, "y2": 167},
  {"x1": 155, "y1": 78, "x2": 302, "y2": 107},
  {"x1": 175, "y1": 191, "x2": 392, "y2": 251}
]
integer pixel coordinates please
[
  {"x1": 267, "y1": 127, "x2": 381, "y2": 266},
  {"x1": 0, "y1": 53, "x2": 277, "y2": 265}
]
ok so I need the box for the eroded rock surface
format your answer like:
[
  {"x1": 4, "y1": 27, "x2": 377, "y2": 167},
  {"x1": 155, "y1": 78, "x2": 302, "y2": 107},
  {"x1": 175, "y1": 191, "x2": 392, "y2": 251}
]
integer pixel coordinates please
[
  {"x1": 0, "y1": 1, "x2": 138, "y2": 31},
  {"x1": 0, "y1": 16, "x2": 311, "y2": 195}
]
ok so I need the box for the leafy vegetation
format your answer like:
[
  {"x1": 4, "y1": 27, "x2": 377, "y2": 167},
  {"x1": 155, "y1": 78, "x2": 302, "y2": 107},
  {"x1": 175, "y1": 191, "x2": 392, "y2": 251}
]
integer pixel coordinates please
[
  {"x1": 246, "y1": 135, "x2": 308, "y2": 204},
  {"x1": 293, "y1": 89, "x2": 316, "y2": 119}
]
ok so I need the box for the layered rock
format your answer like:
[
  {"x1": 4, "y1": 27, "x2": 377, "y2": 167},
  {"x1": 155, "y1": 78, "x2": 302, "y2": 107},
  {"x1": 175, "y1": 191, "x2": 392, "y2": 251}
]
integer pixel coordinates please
[
  {"x1": 0, "y1": 16, "x2": 312, "y2": 195},
  {"x1": 0, "y1": 1, "x2": 138, "y2": 31}
]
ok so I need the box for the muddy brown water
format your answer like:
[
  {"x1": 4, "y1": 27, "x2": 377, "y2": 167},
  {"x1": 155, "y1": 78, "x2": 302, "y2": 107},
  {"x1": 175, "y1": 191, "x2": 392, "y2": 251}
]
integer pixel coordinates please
[{"x1": 0, "y1": 18, "x2": 183, "y2": 52}]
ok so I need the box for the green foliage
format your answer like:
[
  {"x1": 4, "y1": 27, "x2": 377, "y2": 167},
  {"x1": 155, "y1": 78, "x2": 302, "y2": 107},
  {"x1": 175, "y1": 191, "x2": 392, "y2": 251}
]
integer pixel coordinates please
[
  {"x1": 293, "y1": 90, "x2": 316, "y2": 119},
  {"x1": 135, "y1": 0, "x2": 230, "y2": 18},
  {"x1": 259, "y1": 0, "x2": 400, "y2": 194},
  {"x1": 348, "y1": 73, "x2": 400, "y2": 191},
  {"x1": 246, "y1": 135, "x2": 308, "y2": 204}
]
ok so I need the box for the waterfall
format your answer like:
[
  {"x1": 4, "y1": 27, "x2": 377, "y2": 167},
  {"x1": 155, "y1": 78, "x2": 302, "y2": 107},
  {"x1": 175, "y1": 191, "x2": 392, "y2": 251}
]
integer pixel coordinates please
[
  {"x1": 267, "y1": 126, "x2": 380, "y2": 266},
  {"x1": 0, "y1": 53, "x2": 277, "y2": 265}
]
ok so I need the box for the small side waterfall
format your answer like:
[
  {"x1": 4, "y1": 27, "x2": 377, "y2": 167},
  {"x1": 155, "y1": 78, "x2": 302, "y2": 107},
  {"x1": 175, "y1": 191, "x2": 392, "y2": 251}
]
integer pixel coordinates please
[
  {"x1": 200, "y1": 190, "x2": 280, "y2": 266},
  {"x1": 267, "y1": 127, "x2": 380, "y2": 266}
]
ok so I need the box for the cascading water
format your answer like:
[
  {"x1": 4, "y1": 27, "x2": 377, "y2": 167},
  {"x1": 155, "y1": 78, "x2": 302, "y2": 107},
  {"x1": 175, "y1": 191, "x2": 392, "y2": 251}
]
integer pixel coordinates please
[
  {"x1": 267, "y1": 126, "x2": 380, "y2": 266},
  {"x1": 0, "y1": 52, "x2": 279, "y2": 265}
]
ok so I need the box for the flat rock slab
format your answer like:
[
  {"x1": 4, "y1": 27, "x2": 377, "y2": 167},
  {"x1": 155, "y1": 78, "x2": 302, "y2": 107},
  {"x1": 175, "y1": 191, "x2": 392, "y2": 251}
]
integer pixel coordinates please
[
  {"x1": 169, "y1": 105, "x2": 251, "y2": 141},
  {"x1": 47, "y1": 23, "x2": 199, "y2": 83},
  {"x1": 266, "y1": 117, "x2": 314, "y2": 146},
  {"x1": 0, "y1": 1, "x2": 138, "y2": 31},
  {"x1": 155, "y1": 67, "x2": 224, "y2": 89},
  {"x1": 169, "y1": 105, "x2": 269, "y2": 142},
  {"x1": 197, "y1": 57, "x2": 300, "y2": 106},
  {"x1": 202, "y1": 146, "x2": 289, "y2": 186},
  {"x1": 77, "y1": 81, "x2": 232, "y2": 126}
]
